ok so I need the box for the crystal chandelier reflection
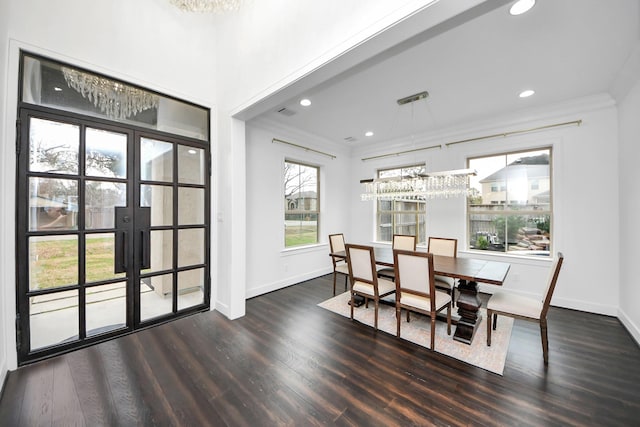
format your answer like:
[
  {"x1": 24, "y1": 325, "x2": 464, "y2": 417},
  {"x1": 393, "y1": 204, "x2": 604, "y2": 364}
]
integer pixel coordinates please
[
  {"x1": 62, "y1": 68, "x2": 160, "y2": 120},
  {"x1": 170, "y1": 0, "x2": 241, "y2": 13},
  {"x1": 360, "y1": 168, "x2": 477, "y2": 201}
]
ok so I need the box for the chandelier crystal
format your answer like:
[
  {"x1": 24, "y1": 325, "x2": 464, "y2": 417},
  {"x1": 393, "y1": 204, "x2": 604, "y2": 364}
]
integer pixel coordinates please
[
  {"x1": 361, "y1": 168, "x2": 476, "y2": 201},
  {"x1": 62, "y1": 68, "x2": 159, "y2": 120},
  {"x1": 170, "y1": 0, "x2": 241, "y2": 13}
]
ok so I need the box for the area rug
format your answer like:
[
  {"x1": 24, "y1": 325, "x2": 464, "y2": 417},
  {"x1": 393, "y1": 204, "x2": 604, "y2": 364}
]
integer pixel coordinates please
[{"x1": 318, "y1": 291, "x2": 513, "y2": 375}]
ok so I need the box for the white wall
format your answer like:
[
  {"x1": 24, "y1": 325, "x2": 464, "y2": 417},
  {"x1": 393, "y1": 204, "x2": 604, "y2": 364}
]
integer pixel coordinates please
[
  {"x1": 349, "y1": 94, "x2": 621, "y2": 316},
  {"x1": 0, "y1": 0, "x2": 218, "y2": 374},
  {"x1": 245, "y1": 119, "x2": 351, "y2": 297},
  {"x1": 0, "y1": 0, "x2": 10, "y2": 388},
  {"x1": 618, "y1": 48, "x2": 640, "y2": 345},
  {"x1": 216, "y1": 0, "x2": 445, "y2": 111}
]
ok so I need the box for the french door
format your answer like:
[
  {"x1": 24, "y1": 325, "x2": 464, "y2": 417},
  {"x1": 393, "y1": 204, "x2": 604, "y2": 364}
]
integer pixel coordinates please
[{"x1": 16, "y1": 108, "x2": 210, "y2": 364}]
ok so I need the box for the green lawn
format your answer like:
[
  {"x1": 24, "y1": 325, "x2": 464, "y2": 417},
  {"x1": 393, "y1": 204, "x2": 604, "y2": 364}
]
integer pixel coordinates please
[
  {"x1": 285, "y1": 225, "x2": 318, "y2": 247},
  {"x1": 29, "y1": 236, "x2": 125, "y2": 290}
]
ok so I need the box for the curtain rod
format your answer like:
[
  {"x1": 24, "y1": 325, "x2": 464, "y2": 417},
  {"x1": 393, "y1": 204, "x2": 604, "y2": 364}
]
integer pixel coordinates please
[
  {"x1": 272, "y1": 138, "x2": 336, "y2": 159},
  {"x1": 361, "y1": 119, "x2": 582, "y2": 162},
  {"x1": 444, "y1": 119, "x2": 582, "y2": 147},
  {"x1": 361, "y1": 144, "x2": 441, "y2": 162}
]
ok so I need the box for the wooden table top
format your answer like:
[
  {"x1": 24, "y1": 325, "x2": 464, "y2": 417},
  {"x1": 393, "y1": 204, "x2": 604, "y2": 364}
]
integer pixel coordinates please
[{"x1": 332, "y1": 246, "x2": 511, "y2": 286}]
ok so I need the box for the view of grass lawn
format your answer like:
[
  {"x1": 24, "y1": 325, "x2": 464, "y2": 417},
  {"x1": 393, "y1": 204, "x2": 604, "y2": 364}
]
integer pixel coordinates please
[
  {"x1": 29, "y1": 235, "x2": 124, "y2": 290},
  {"x1": 285, "y1": 225, "x2": 317, "y2": 247}
]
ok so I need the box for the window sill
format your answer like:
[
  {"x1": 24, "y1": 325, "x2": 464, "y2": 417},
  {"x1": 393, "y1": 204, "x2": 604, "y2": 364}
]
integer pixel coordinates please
[
  {"x1": 459, "y1": 249, "x2": 553, "y2": 265},
  {"x1": 281, "y1": 243, "x2": 328, "y2": 256}
]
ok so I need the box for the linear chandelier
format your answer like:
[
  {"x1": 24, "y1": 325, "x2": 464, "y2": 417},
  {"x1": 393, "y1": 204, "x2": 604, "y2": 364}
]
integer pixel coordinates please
[
  {"x1": 62, "y1": 68, "x2": 159, "y2": 120},
  {"x1": 360, "y1": 168, "x2": 477, "y2": 201},
  {"x1": 169, "y1": 0, "x2": 241, "y2": 12}
]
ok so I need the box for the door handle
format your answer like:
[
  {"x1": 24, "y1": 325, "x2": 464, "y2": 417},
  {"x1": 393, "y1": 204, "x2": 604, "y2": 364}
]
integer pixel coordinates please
[
  {"x1": 139, "y1": 207, "x2": 151, "y2": 270},
  {"x1": 141, "y1": 229, "x2": 151, "y2": 269},
  {"x1": 114, "y1": 230, "x2": 128, "y2": 273},
  {"x1": 114, "y1": 207, "x2": 130, "y2": 274}
]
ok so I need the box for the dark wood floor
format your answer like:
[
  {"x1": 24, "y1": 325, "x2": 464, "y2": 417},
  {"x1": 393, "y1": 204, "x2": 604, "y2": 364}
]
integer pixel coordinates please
[{"x1": 1, "y1": 274, "x2": 639, "y2": 426}]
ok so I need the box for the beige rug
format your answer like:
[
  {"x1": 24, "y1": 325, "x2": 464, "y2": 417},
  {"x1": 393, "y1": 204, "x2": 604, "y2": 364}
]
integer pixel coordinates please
[{"x1": 318, "y1": 291, "x2": 513, "y2": 375}]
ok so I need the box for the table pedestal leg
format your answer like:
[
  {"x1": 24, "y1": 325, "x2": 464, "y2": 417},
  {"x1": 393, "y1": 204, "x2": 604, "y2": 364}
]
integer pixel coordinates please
[{"x1": 453, "y1": 280, "x2": 482, "y2": 344}]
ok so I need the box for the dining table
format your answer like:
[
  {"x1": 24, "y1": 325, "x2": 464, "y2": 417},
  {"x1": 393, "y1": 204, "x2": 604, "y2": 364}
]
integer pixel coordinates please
[{"x1": 331, "y1": 246, "x2": 511, "y2": 345}]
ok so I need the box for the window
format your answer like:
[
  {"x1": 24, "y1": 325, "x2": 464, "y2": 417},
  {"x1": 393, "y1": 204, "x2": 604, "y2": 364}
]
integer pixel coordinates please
[
  {"x1": 468, "y1": 148, "x2": 551, "y2": 256},
  {"x1": 376, "y1": 165, "x2": 426, "y2": 245},
  {"x1": 284, "y1": 160, "x2": 319, "y2": 247}
]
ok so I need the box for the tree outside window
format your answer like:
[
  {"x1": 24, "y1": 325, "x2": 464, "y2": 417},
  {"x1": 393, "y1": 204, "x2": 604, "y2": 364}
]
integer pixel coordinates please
[
  {"x1": 284, "y1": 160, "x2": 319, "y2": 247},
  {"x1": 468, "y1": 148, "x2": 552, "y2": 256}
]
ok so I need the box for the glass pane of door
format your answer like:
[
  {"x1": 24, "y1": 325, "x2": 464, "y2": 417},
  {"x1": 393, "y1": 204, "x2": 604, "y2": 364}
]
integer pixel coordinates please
[
  {"x1": 28, "y1": 118, "x2": 79, "y2": 174},
  {"x1": 30, "y1": 291, "x2": 79, "y2": 350}
]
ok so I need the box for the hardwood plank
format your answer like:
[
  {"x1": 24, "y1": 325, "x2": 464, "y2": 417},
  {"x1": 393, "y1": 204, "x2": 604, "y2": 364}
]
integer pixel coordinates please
[
  {"x1": 51, "y1": 358, "x2": 85, "y2": 426},
  {"x1": 1, "y1": 274, "x2": 639, "y2": 426},
  {"x1": 18, "y1": 359, "x2": 54, "y2": 426}
]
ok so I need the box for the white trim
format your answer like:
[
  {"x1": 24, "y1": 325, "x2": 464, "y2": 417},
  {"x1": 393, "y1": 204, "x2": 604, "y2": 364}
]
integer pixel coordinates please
[
  {"x1": 618, "y1": 307, "x2": 640, "y2": 347},
  {"x1": 281, "y1": 243, "x2": 328, "y2": 256},
  {"x1": 245, "y1": 267, "x2": 333, "y2": 299}
]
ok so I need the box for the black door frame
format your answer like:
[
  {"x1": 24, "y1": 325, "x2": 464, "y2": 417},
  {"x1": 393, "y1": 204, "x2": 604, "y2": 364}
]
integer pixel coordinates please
[{"x1": 15, "y1": 106, "x2": 211, "y2": 365}]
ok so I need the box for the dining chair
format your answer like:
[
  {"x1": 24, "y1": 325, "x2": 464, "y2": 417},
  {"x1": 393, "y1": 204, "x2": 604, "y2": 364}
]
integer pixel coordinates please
[
  {"x1": 345, "y1": 243, "x2": 396, "y2": 330},
  {"x1": 377, "y1": 234, "x2": 417, "y2": 281},
  {"x1": 427, "y1": 237, "x2": 458, "y2": 306},
  {"x1": 328, "y1": 233, "x2": 349, "y2": 295},
  {"x1": 393, "y1": 249, "x2": 451, "y2": 350},
  {"x1": 486, "y1": 252, "x2": 564, "y2": 365}
]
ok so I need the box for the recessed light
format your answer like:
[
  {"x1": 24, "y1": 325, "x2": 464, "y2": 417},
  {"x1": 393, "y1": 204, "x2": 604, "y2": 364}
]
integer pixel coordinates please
[
  {"x1": 299, "y1": 99, "x2": 311, "y2": 107},
  {"x1": 519, "y1": 89, "x2": 535, "y2": 98},
  {"x1": 365, "y1": 131, "x2": 374, "y2": 137},
  {"x1": 509, "y1": 0, "x2": 535, "y2": 16},
  {"x1": 53, "y1": 87, "x2": 62, "y2": 92}
]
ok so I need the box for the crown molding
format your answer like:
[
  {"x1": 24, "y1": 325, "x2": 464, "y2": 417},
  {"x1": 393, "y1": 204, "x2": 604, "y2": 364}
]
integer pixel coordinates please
[
  {"x1": 248, "y1": 116, "x2": 351, "y2": 158},
  {"x1": 610, "y1": 40, "x2": 640, "y2": 104}
]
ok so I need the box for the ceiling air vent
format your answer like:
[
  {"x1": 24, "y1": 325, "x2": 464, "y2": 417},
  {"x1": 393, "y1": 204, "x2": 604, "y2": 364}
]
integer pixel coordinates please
[
  {"x1": 344, "y1": 136, "x2": 357, "y2": 142},
  {"x1": 276, "y1": 107, "x2": 296, "y2": 117}
]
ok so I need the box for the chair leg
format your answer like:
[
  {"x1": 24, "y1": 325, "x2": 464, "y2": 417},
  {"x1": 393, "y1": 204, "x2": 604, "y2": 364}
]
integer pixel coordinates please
[
  {"x1": 374, "y1": 301, "x2": 379, "y2": 330},
  {"x1": 332, "y1": 272, "x2": 337, "y2": 296},
  {"x1": 541, "y1": 318, "x2": 549, "y2": 365},
  {"x1": 446, "y1": 304, "x2": 451, "y2": 335},
  {"x1": 430, "y1": 314, "x2": 436, "y2": 350},
  {"x1": 486, "y1": 309, "x2": 493, "y2": 346},
  {"x1": 396, "y1": 306, "x2": 401, "y2": 337},
  {"x1": 406, "y1": 310, "x2": 411, "y2": 323},
  {"x1": 344, "y1": 274, "x2": 348, "y2": 291},
  {"x1": 350, "y1": 293, "x2": 354, "y2": 320},
  {"x1": 492, "y1": 313, "x2": 498, "y2": 330}
]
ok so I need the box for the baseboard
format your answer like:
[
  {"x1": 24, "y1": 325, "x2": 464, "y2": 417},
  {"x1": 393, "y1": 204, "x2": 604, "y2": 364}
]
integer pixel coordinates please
[
  {"x1": 214, "y1": 300, "x2": 230, "y2": 318},
  {"x1": 478, "y1": 284, "x2": 618, "y2": 316},
  {"x1": 548, "y1": 296, "x2": 618, "y2": 317},
  {"x1": 246, "y1": 267, "x2": 333, "y2": 299},
  {"x1": 618, "y1": 308, "x2": 640, "y2": 347},
  {"x1": 0, "y1": 358, "x2": 7, "y2": 403}
]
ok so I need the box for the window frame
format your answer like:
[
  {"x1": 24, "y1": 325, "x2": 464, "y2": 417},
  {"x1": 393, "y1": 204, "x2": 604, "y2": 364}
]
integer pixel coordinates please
[
  {"x1": 283, "y1": 159, "x2": 320, "y2": 248},
  {"x1": 375, "y1": 164, "x2": 427, "y2": 245},
  {"x1": 467, "y1": 147, "x2": 552, "y2": 257}
]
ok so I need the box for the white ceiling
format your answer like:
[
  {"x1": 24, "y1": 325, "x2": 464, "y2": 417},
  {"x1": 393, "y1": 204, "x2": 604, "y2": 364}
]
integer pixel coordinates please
[{"x1": 255, "y1": 0, "x2": 639, "y2": 146}]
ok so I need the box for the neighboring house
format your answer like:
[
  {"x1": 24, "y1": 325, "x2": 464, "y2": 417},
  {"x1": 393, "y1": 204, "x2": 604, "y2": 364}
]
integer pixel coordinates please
[
  {"x1": 285, "y1": 191, "x2": 317, "y2": 211},
  {"x1": 479, "y1": 154, "x2": 550, "y2": 206}
]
